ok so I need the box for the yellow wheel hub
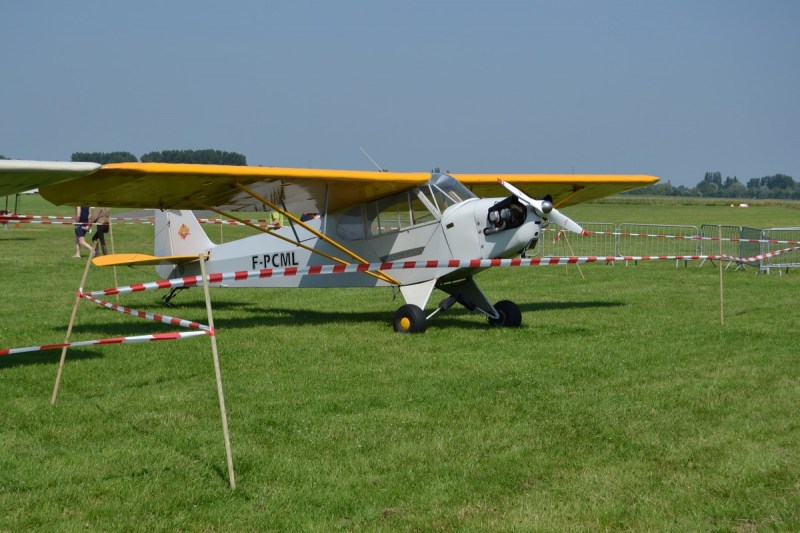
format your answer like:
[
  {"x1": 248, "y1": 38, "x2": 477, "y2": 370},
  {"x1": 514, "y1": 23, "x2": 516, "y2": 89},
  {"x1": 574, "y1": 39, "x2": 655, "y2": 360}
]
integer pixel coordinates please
[{"x1": 399, "y1": 317, "x2": 411, "y2": 331}]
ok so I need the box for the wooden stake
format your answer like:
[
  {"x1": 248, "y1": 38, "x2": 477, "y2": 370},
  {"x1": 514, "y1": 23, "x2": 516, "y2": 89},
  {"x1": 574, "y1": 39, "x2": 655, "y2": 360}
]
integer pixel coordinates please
[
  {"x1": 718, "y1": 225, "x2": 724, "y2": 326},
  {"x1": 199, "y1": 255, "x2": 236, "y2": 489},
  {"x1": 109, "y1": 217, "x2": 119, "y2": 302},
  {"x1": 559, "y1": 230, "x2": 585, "y2": 280},
  {"x1": 52, "y1": 242, "x2": 97, "y2": 406}
]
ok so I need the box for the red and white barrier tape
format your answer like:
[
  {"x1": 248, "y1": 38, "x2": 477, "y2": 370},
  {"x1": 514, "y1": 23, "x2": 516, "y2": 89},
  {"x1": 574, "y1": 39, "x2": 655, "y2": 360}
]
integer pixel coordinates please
[
  {"x1": 0, "y1": 219, "x2": 147, "y2": 226},
  {"x1": 80, "y1": 291, "x2": 212, "y2": 332},
  {"x1": 0, "y1": 292, "x2": 212, "y2": 357},
  {"x1": 546, "y1": 228, "x2": 800, "y2": 246},
  {"x1": 2, "y1": 214, "x2": 73, "y2": 220},
  {"x1": 1, "y1": 215, "x2": 151, "y2": 222},
  {"x1": 6, "y1": 246, "x2": 797, "y2": 356},
  {"x1": 196, "y1": 218, "x2": 277, "y2": 226},
  {"x1": 85, "y1": 246, "x2": 800, "y2": 299},
  {"x1": 0, "y1": 331, "x2": 209, "y2": 356},
  {"x1": 2, "y1": 216, "x2": 273, "y2": 227}
]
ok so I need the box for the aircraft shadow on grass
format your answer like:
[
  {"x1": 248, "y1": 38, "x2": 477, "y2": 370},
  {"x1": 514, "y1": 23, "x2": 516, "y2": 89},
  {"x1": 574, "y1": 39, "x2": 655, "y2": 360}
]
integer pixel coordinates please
[
  {"x1": 0, "y1": 348, "x2": 101, "y2": 370},
  {"x1": 2, "y1": 298, "x2": 625, "y2": 369},
  {"x1": 125, "y1": 297, "x2": 626, "y2": 330}
]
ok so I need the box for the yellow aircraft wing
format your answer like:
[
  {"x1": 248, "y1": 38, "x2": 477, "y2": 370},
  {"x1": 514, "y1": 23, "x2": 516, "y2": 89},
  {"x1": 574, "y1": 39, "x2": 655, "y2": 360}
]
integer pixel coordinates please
[
  {"x1": 92, "y1": 253, "x2": 201, "y2": 267},
  {"x1": 1, "y1": 161, "x2": 657, "y2": 213},
  {"x1": 454, "y1": 173, "x2": 659, "y2": 208},
  {"x1": 38, "y1": 163, "x2": 431, "y2": 214}
]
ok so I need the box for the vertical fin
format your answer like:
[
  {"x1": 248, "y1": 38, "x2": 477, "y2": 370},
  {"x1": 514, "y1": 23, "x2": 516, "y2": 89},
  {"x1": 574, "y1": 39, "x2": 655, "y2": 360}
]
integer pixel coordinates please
[{"x1": 154, "y1": 210, "x2": 215, "y2": 278}]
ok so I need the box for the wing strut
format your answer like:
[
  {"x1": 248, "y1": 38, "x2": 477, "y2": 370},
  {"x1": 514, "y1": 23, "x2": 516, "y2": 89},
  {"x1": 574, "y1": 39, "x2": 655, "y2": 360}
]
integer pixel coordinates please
[
  {"x1": 192, "y1": 196, "x2": 400, "y2": 287},
  {"x1": 232, "y1": 182, "x2": 401, "y2": 286},
  {"x1": 554, "y1": 186, "x2": 584, "y2": 208}
]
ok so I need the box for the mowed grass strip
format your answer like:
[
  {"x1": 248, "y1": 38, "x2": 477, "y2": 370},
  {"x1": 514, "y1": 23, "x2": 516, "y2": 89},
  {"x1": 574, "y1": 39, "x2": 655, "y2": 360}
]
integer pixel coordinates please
[{"x1": 1, "y1": 198, "x2": 799, "y2": 530}]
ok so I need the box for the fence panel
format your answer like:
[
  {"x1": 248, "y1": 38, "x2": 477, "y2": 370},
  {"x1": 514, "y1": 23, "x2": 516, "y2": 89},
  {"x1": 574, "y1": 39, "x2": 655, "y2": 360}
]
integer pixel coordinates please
[
  {"x1": 533, "y1": 223, "x2": 618, "y2": 257},
  {"x1": 761, "y1": 227, "x2": 800, "y2": 274},
  {"x1": 618, "y1": 224, "x2": 700, "y2": 258},
  {"x1": 699, "y1": 224, "x2": 762, "y2": 269}
]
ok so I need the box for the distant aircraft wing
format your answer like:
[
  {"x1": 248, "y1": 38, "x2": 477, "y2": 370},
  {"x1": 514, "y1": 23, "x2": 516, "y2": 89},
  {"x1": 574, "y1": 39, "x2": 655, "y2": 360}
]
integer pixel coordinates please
[
  {"x1": 92, "y1": 253, "x2": 201, "y2": 267},
  {"x1": 0, "y1": 160, "x2": 100, "y2": 197},
  {"x1": 453, "y1": 174, "x2": 659, "y2": 208}
]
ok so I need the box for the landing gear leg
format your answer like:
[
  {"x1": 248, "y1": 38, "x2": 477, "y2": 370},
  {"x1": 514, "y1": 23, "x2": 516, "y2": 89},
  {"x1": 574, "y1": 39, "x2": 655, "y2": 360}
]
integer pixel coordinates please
[{"x1": 161, "y1": 286, "x2": 187, "y2": 308}]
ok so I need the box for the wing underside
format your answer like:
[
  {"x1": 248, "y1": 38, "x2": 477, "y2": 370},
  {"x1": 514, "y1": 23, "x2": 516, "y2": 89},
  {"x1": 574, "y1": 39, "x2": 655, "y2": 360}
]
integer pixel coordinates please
[
  {"x1": 0, "y1": 160, "x2": 100, "y2": 197},
  {"x1": 454, "y1": 174, "x2": 658, "y2": 208}
]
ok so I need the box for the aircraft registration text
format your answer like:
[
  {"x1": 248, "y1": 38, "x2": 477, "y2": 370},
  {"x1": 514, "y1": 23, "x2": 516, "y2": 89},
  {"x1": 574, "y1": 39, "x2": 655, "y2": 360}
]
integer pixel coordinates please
[{"x1": 251, "y1": 252, "x2": 300, "y2": 269}]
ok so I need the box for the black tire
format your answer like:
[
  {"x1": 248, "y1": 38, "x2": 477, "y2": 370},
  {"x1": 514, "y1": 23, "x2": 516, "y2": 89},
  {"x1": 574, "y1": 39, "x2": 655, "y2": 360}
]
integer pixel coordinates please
[
  {"x1": 393, "y1": 304, "x2": 427, "y2": 333},
  {"x1": 488, "y1": 300, "x2": 522, "y2": 327}
]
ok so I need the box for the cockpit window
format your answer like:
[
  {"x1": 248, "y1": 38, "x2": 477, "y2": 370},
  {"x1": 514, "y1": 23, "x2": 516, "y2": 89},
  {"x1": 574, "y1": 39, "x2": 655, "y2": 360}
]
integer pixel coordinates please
[
  {"x1": 335, "y1": 174, "x2": 476, "y2": 241},
  {"x1": 424, "y1": 173, "x2": 477, "y2": 213}
]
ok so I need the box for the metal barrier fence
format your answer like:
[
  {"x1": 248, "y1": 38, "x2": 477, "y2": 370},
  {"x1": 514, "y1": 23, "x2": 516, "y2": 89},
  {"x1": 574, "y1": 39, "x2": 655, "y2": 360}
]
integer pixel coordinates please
[
  {"x1": 534, "y1": 223, "x2": 618, "y2": 258},
  {"x1": 760, "y1": 227, "x2": 800, "y2": 274},
  {"x1": 698, "y1": 224, "x2": 760, "y2": 263},
  {"x1": 618, "y1": 224, "x2": 700, "y2": 258},
  {"x1": 530, "y1": 222, "x2": 797, "y2": 274},
  {"x1": 532, "y1": 222, "x2": 701, "y2": 263}
]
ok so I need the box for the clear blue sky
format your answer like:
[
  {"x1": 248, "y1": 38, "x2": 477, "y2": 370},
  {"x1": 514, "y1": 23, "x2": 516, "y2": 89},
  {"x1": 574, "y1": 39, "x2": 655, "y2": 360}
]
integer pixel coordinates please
[{"x1": 2, "y1": 0, "x2": 798, "y2": 186}]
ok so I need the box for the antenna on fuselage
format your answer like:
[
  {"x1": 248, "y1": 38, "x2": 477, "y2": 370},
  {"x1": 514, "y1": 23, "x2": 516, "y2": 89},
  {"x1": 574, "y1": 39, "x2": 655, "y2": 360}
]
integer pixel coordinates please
[{"x1": 359, "y1": 147, "x2": 385, "y2": 172}]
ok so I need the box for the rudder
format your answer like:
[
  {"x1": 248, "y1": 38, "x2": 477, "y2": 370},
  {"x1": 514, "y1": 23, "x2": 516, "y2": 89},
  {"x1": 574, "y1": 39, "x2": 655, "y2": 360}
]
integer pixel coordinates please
[{"x1": 154, "y1": 210, "x2": 215, "y2": 277}]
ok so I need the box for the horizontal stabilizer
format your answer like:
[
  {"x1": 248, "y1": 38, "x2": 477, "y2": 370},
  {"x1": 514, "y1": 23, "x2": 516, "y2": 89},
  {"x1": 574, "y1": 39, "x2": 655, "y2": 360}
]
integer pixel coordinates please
[{"x1": 92, "y1": 253, "x2": 202, "y2": 267}]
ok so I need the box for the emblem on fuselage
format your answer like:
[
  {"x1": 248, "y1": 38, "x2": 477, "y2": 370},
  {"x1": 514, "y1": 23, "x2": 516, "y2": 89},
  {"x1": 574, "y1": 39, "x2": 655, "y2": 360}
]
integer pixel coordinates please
[{"x1": 178, "y1": 224, "x2": 190, "y2": 240}]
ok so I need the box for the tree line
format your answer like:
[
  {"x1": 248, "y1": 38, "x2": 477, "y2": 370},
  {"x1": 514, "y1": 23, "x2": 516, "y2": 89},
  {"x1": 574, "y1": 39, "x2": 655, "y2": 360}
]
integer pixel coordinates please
[
  {"x1": 1, "y1": 150, "x2": 247, "y2": 165},
  {"x1": 624, "y1": 171, "x2": 799, "y2": 200},
  {"x1": 71, "y1": 149, "x2": 247, "y2": 166}
]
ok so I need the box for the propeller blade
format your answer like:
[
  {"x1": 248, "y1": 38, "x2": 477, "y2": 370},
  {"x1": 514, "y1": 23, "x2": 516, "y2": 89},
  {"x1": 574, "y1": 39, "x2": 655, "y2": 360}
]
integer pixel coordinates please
[
  {"x1": 544, "y1": 208, "x2": 587, "y2": 235},
  {"x1": 496, "y1": 179, "x2": 587, "y2": 235}
]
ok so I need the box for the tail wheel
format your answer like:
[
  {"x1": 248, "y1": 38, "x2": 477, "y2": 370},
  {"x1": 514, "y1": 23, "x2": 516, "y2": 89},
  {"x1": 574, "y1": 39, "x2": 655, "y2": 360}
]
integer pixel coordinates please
[
  {"x1": 393, "y1": 304, "x2": 427, "y2": 333},
  {"x1": 488, "y1": 300, "x2": 522, "y2": 328}
]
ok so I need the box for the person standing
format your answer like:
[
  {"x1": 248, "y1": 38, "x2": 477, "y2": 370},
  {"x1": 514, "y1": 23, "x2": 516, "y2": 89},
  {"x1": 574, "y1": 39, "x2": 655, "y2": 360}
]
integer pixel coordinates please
[
  {"x1": 89, "y1": 206, "x2": 111, "y2": 256},
  {"x1": 74, "y1": 206, "x2": 93, "y2": 258}
]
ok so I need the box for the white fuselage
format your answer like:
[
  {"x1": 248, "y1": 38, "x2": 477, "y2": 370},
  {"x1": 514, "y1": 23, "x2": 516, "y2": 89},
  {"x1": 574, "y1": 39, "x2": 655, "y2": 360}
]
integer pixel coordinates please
[{"x1": 157, "y1": 198, "x2": 543, "y2": 290}]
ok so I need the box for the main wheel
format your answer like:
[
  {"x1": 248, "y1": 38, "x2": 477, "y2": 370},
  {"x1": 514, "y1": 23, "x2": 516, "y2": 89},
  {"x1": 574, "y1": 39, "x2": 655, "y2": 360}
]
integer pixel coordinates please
[
  {"x1": 488, "y1": 300, "x2": 522, "y2": 327},
  {"x1": 393, "y1": 304, "x2": 427, "y2": 333}
]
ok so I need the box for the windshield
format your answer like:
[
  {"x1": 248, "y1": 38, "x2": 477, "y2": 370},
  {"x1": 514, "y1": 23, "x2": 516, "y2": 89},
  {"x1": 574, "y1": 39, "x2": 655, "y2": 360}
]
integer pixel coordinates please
[
  {"x1": 335, "y1": 174, "x2": 476, "y2": 241},
  {"x1": 423, "y1": 173, "x2": 477, "y2": 213}
]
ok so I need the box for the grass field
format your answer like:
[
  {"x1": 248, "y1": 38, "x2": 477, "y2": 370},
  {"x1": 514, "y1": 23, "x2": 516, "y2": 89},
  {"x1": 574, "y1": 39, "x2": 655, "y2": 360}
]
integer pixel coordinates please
[{"x1": 1, "y1": 196, "x2": 799, "y2": 531}]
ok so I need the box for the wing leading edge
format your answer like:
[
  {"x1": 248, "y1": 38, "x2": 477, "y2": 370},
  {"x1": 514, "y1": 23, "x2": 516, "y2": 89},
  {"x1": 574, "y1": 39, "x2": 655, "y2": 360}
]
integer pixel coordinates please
[
  {"x1": 1, "y1": 161, "x2": 658, "y2": 213},
  {"x1": 39, "y1": 163, "x2": 432, "y2": 214}
]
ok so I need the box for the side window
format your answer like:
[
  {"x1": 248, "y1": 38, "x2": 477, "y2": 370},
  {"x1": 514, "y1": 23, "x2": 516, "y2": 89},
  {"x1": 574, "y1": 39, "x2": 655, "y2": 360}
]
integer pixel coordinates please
[
  {"x1": 335, "y1": 190, "x2": 439, "y2": 240},
  {"x1": 368, "y1": 192, "x2": 413, "y2": 236},
  {"x1": 336, "y1": 205, "x2": 366, "y2": 240},
  {"x1": 410, "y1": 192, "x2": 437, "y2": 225}
]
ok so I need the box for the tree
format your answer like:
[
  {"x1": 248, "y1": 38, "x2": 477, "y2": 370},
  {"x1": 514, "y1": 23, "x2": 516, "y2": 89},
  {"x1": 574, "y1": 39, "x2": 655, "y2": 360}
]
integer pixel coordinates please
[
  {"x1": 696, "y1": 180, "x2": 719, "y2": 197},
  {"x1": 71, "y1": 152, "x2": 138, "y2": 164},
  {"x1": 760, "y1": 174, "x2": 795, "y2": 190},
  {"x1": 140, "y1": 149, "x2": 246, "y2": 165}
]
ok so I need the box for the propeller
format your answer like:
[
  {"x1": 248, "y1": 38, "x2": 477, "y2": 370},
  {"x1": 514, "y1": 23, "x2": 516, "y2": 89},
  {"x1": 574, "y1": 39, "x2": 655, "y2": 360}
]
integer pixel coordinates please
[{"x1": 497, "y1": 179, "x2": 588, "y2": 235}]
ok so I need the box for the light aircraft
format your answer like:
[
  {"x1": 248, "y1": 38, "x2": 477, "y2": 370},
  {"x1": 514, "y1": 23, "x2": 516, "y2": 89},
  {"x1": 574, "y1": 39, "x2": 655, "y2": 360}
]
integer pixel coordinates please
[{"x1": 0, "y1": 160, "x2": 657, "y2": 332}]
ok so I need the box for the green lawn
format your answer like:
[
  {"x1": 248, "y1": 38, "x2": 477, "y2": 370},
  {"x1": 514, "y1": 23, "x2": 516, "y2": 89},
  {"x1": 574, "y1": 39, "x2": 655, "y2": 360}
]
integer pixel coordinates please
[{"x1": 1, "y1": 197, "x2": 799, "y2": 531}]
